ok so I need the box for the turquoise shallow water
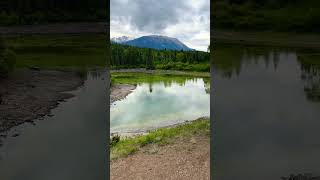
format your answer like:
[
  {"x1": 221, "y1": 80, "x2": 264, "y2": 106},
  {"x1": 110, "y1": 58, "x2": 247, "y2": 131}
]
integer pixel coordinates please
[{"x1": 110, "y1": 78, "x2": 210, "y2": 134}]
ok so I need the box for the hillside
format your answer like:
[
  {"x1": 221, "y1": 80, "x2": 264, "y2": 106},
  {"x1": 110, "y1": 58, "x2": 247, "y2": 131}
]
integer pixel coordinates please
[
  {"x1": 212, "y1": 0, "x2": 320, "y2": 32},
  {"x1": 118, "y1": 35, "x2": 193, "y2": 51}
]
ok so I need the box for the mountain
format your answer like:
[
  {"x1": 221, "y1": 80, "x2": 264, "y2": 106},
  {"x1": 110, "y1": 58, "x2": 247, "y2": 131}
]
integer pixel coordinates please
[
  {"x1": 122, "y1": 35, "x2": 193, "y2": 51},
  {"x1": 111, "y1": 36, "x2": 133, "y2": 43}
]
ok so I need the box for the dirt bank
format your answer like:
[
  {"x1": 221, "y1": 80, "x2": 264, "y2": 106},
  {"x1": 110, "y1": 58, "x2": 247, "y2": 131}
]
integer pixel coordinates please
[
  {"x1": 0, "y1": 69, "x2": 83, "y2": 142},
  {"x1": 110, "y1": 84, "x2": 136, "y2": 103},
  {"x1": 111, "y1": 133, "x2": 210, "y2": 180}
]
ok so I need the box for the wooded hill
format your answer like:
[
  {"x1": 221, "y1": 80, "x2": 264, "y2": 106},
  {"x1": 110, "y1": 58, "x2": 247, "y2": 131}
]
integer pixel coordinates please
[
  {"x1": 0, "y1": 0, "x2": 107, "y2": 25},
  {"x1": 213, "y1": 0, "x2": 320, "y2": 32},
  {"x1": 111, "y1": 43, "x2": 210, "y2": 72}
]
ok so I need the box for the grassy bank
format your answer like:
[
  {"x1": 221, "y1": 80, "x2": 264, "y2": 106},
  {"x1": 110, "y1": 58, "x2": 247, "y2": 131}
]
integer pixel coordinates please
[
  {"x1": 110, "y1": 117, "x2": 210, "y2": 160},
  {"x1": 5, "y1": 34, "x2": 108, "y2": 70},
  {"x1": 213, "y1": 30, "x2": 320, "y2": 49},
  {"x1": 111, "y1": 71, "x2": 210, "y2": 86},
  {"x1": 112, "y1": 62, "x2": 210, "y2": 73},
  {"x1": 155, "y1": 61, "x2": 210, "y2": 72}
]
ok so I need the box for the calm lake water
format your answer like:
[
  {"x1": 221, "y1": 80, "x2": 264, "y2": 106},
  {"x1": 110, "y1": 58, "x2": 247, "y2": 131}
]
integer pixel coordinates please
[
  {"x1": 213, "y1": 45, "x2": 320, "y2": 179},
  {"x1": 0, "y1": 71, "x2": 107, "y2": 180},
  {"x1": 111, "y1": 77, "x2": 210, "y2": 134}
]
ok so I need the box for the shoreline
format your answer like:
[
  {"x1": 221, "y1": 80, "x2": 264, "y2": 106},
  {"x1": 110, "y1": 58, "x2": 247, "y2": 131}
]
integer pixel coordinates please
[
  {"x1": 0, "y1": 22, "x2": 107, "y2": 36},
  {"x1": 110, "y1": 118, "x2": 210, "y2": 179},
  {"x1": 111, "y1": 116, "x2": 210, "y2": 138},
  {"x1": 213, "y1": 29, "x2": 320, "y2": 49},
  {"x1": 0, "y1": 68, "x2": 84, "y2": 145},
  {"x1": 110, "y1": 84, "x2": 136, "y2": 104},
  {"x1": 111, "y1": 68, "x2": 210, "y2": 77}
]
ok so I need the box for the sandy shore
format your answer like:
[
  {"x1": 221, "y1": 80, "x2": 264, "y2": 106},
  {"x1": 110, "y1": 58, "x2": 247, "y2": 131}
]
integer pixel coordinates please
[
  {"x1": 0, "y1": 69, "x2": 83, "y2": 144},
  {"x1": 110, "y1": 84, "x2": 136, "y2": 104}
]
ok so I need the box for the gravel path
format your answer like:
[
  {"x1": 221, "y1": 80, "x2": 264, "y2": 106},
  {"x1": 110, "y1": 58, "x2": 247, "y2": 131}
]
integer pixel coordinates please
[{"x1": 111, "y1": 134, "x2": 210, "y2": 180}]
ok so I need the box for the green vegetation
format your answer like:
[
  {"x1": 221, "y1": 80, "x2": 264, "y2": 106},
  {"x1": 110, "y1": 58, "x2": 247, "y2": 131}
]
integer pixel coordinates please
[
  {"x1": 111, "y1": 72, "x2": 210, "y2": 85},
  {"x1": 0, "y1": 0, "x2": 107, "y2": 25},
  {"x1": 212, "y1": 44, "x2": 294, "y2": 77},
  {"x1": 298, "y1": 52, "x2": 320, "y2": 102},
  {"x1": 0, "y1": 36, "x2": 16, "y2": 78},
  {"x1": 213, "y1": 0, "x2": 320, "y2": 32},
  {"x1": 111, "y1": 43, "x2": 210, "y2": 72},
  {"x1": 6, "y1": 34, "x2": 108, "y2": 70},
  {"x1": 110, "y1": 117, "x2": 210, "y2": 160}
]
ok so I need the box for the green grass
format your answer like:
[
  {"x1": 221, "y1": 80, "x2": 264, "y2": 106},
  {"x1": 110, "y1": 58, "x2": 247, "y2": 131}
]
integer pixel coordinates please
[
  {"x1": 111, "y1": 71, "x2": 210, "y2": 85},
  {"x1": 155, "y1": 61, "x2": 210, "y2": 72},
  {"x1": 5, "y1": 34, "x2": 108, "y2": 70},
  {"x1": 110, "y1": 117, "x2": 210, "y2": 160}
]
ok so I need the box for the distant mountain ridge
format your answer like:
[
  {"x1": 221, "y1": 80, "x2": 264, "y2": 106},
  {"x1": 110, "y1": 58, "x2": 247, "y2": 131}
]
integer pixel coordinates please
[
  {"x1": 111, "y1": 35, "x2": 193, "y2": 51},
  {"x1": 111, "y1": 36, "x2": 133, "y2": 43}
]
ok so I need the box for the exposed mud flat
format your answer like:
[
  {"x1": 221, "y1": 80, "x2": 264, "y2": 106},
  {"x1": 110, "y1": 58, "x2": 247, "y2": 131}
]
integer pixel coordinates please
[
  {"x1": 110, "y1": 84, "x2": 136, "y2": 104},
  {"x1": 0, "y1": 69, "x2": 83, "y2": 144}
]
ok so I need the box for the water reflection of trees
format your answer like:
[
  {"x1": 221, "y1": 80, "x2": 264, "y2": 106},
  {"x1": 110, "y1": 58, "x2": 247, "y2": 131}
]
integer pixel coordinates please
[
  {"x1": 204, "y1": 82, "x2": 210, "y2": 94},
  {"x1": 89, "y1": 70, "x2": 101, "y2": 79},
  {"x1": 298, "y1": 54, "x2": 320, "y2": 102},
  {"x1": 213, "y1": 44, "x2": 320, "y2": 102},
  {"x1": 212, "y1": 45, "x2": 283, "y2": 78}
]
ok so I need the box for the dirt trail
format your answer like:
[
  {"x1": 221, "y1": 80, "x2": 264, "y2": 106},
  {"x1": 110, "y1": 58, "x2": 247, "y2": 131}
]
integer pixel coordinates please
[{"x1": 111, "y1": 134, "x2": 210, "y2": 180}]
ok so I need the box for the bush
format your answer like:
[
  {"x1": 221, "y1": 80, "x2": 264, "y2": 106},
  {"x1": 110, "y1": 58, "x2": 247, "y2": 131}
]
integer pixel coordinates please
[
  {"x1": 213, "y1": 0, "x2": 320, "y2": 32},
  {"x1": 0, "y1": 36, "x2": 16, "y2": 78}
]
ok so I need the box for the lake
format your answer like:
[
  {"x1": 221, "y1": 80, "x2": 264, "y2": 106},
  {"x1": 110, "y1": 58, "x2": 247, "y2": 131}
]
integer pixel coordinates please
[
  {"x1": 213, "y1": 44, "x2": 320, "y2": 179},
  {"x1": 0, "y1": 70, "x2": 107, "y2": 180},
  {"x1": 110, "y1": 75, "x2": 210, "y2": 135}
]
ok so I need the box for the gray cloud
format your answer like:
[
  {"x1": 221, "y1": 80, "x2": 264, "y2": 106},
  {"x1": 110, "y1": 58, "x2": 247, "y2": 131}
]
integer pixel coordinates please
[
  {"x1": 111, "y1": 0, "x2": 189, "y2": 33},
  {"x1": 111, "y1": 0, "x2": 210, "y2": 51}
]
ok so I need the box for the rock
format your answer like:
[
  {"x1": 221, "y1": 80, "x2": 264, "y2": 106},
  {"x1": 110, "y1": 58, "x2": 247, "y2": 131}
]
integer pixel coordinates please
[
  {"x1": 58, "y1": 99, "x2": 66, "y2": 102},
  {"x1": 27, "y1": 84, "x2": 36, "y2": 88},
  {"x1": 12, "y1": 133, "x2": 19, "y2": 137},
  {"x1": 28, "y1": 66, "x2": 40, "y2": 71},
  {"x1": 25, "y1": 119, "x2": 36, "y2": 125},
  {"x1": 190, "y1": 138, "x2": 197, "y2": 144},
  {"x1": 38, "y1": 113, "x2": 45, "y2": 117}
]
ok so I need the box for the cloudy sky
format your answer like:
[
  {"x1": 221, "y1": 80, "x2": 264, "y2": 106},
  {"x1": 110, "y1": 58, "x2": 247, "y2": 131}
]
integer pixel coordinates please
[{"x1": 110, "y1": 0, "x2": 210, "y2": 51}]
